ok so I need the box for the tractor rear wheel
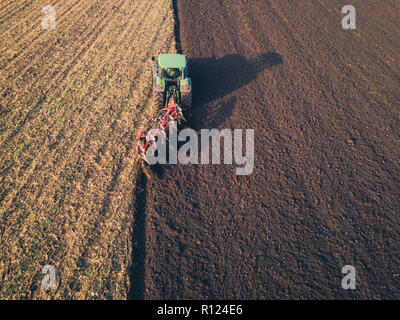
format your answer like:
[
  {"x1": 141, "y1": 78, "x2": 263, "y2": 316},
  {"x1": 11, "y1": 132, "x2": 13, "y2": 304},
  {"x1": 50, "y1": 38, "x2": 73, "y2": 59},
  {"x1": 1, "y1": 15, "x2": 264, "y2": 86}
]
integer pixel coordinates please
[{"x1": 153, "y1": 91, "x2": 164, "y2": 108}]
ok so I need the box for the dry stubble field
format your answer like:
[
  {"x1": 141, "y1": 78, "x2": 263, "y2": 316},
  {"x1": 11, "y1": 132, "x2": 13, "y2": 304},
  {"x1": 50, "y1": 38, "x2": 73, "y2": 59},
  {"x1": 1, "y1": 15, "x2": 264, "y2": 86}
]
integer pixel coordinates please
[{"x1": 0, "y1": 0, "x2": 175, "y2": 299}]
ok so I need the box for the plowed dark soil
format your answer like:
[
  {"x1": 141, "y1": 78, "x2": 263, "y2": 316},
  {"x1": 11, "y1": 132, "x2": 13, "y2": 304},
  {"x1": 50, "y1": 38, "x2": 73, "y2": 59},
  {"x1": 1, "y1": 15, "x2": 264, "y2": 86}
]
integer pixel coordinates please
[{"x1": 142, "y1": 0, "x2": 399, "y2": 299}]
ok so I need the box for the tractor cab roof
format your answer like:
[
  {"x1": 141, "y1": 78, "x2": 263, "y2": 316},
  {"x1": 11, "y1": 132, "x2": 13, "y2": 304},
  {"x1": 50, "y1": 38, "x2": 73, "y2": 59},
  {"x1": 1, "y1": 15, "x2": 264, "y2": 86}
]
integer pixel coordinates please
[{"x1": 158, "y1": 54, "x2": 187, "y2": 69}]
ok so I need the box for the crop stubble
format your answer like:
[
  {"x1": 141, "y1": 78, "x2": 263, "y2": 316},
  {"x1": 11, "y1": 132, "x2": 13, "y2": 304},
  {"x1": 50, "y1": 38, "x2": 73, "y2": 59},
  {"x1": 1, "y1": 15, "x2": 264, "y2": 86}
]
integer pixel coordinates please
[{"x1": 0, "y1": 0, "x2": 176, "y2": 299}]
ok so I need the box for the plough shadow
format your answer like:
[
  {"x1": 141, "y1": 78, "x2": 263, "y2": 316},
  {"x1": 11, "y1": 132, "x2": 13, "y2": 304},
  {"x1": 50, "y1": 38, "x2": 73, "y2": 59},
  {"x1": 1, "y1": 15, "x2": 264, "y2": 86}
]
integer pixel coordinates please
[{"x1": 149, "y1": 163, "x2": 165, "y2": 179}]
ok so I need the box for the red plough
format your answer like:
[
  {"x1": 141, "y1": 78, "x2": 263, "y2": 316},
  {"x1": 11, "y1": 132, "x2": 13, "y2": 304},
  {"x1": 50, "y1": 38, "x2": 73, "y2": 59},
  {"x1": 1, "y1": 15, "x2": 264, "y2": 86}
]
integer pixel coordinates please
[{"x1": 137, "y1": 89, "x2": 186, "y2": 165}]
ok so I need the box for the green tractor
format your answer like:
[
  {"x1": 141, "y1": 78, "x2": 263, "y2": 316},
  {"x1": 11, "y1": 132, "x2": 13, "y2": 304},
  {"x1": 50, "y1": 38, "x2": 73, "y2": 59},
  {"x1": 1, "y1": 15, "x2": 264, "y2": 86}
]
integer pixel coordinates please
[{"x1": 152, "y1": 53, "x2": 192, "y2": 109}]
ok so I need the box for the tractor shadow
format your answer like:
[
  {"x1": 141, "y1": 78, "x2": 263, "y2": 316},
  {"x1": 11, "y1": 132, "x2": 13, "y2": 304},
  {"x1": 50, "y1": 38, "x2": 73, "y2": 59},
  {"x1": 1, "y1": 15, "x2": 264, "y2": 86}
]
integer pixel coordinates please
[
  {"x1": 189, "y1": 52, "x2": 283, "y2": 105},
  {"x1": 188, "y1": 52, "x2": 283, "y2": 128}
]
